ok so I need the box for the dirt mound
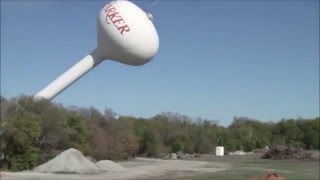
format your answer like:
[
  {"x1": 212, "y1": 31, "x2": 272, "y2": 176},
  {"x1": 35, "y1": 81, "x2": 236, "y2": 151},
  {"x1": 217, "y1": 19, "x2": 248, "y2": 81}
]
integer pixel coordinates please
[
  {"x1": 248, "y1": 172, "x2": 285, "y2": 180},
  {"x1": 96, "y1": 160, "x2": 126, "y2": 172},
  {"x1": 33, "y1": 148, "x2": 101, "y2": 174},
  {"x1": 261, "y1": 145, "x2": 311, "y2": 160}
]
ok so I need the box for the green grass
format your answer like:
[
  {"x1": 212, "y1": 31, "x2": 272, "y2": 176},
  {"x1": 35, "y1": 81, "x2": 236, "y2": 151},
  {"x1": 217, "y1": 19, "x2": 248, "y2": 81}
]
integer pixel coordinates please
[{"x1": 179, "y1": 153, "x2": 319, "y2": 180}]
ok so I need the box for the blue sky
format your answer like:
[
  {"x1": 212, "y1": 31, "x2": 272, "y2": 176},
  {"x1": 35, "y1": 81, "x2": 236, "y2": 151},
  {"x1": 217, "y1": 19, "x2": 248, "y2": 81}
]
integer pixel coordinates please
[{"x1": 1, "y1": 0, "x2": 319, "y2": 126}]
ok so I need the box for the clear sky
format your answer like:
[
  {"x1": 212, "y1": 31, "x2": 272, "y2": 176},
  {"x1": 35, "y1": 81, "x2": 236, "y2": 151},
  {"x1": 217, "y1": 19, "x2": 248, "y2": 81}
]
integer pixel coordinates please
[{"x1": 1, "y1": 0, "x2": 319, "y2": 126}]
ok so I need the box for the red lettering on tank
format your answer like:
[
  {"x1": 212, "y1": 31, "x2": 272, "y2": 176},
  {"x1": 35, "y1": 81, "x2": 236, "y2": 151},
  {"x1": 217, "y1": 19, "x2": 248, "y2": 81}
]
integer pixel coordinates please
[
  {"x1": 103, "y1": 2, "x2": 130, "y2": 35},
  {"x1": 117, "y1": 25, "x2": 130, "y2": 35}
]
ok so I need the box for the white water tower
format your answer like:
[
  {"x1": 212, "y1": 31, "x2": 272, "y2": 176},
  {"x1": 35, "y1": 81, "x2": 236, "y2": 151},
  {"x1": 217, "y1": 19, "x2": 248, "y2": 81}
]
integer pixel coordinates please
[{"x1": 35, "y1": 0, "x2": 159, "y2": 100}]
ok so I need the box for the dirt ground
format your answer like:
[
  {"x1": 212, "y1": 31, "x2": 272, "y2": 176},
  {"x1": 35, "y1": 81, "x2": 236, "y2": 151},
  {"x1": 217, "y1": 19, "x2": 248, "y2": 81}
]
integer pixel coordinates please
[{"x1": 0, "y1": 157, "x2": 229, "y2": 180}]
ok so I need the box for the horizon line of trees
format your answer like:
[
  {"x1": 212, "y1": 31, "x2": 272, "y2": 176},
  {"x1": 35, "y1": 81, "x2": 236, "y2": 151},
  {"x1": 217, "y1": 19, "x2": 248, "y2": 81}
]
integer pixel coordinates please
[{"x1": 0, "y1": 95, "x2": 319, "y2": 171}]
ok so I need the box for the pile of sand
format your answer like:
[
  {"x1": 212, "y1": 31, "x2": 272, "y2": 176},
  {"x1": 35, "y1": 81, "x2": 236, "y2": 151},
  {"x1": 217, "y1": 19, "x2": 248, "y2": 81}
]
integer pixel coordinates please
[
  {"x1": 33, "y1": 148, "x2": 127, "y2": 174},
  {"x1": 96, "y1": 160, "x2": 126, "y2": 172},
  {"x1": 33, "y1": 148, "x2": 101, "y2": 174}
]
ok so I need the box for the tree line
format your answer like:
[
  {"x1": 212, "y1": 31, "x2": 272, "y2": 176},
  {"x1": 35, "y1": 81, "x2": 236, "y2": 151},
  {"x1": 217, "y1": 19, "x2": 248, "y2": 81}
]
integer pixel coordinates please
[{"x1": 0, "y1": 95, "x2": 319, "y2": 171}]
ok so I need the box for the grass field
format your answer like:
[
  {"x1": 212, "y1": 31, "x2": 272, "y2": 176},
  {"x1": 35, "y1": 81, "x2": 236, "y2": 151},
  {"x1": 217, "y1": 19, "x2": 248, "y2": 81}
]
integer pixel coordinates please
[{"x1": 178, "y1": 153, "x2": 320, "y2": 180}]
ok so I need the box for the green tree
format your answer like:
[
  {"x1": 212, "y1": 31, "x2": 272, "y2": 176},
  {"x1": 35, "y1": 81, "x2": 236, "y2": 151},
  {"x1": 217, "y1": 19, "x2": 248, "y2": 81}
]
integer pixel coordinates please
[
  {"x1": 297, "y1": 118, "x2": 319, "y2": 149},
  {"x1": 275, "y1": 119, "x2": 304, "y2": 147},
  {"x1": 143, "y1": 125, "x2": 164, "y2": 157},
  {"x1": 3, "y1": 107, "x2": 42, "y2": 171},
  {"x1": 66, "y1": 112, "x2": 89, "y2": 151}
]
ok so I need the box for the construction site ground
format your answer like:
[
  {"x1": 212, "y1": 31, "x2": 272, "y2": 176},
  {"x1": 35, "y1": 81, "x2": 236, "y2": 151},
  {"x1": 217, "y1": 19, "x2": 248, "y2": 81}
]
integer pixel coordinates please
[{"x1": 1, "y1": 151, "x2": 319, "y2": 180}]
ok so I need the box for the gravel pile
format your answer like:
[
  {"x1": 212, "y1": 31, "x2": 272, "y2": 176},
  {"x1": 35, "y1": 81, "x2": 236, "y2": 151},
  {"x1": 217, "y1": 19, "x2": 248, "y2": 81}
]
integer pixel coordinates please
[
  {"x1": 96, "y1": 160, "x2": 126, "y2": 172},
  {"x1": 33, "y1": 148, "x2": 127, "y2": 174},
  {"x1": 33, "y1": 148, "x2": 101, "y2": 174}
]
